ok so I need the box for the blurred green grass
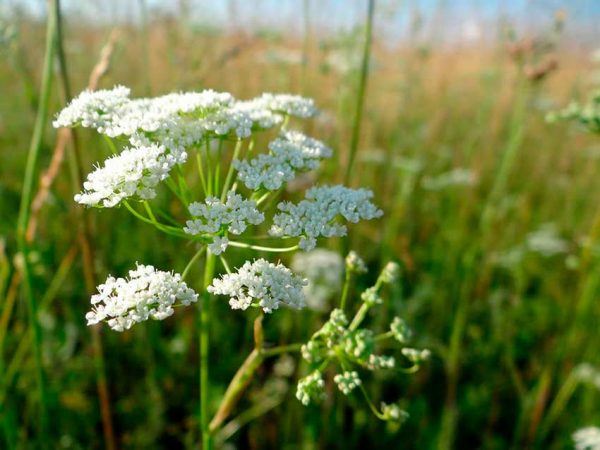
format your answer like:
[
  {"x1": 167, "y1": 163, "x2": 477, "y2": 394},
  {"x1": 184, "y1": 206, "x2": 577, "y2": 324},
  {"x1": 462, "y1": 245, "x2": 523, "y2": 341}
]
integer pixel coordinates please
[{"x1": 1, "y1": 4, "x2": 600, "y2": 450}]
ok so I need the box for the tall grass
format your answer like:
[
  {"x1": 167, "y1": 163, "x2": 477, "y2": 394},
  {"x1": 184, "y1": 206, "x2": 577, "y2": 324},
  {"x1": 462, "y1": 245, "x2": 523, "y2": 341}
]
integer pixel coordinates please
[{"x1": 1, "y1": 2, "x2": 599, "y2": 449}]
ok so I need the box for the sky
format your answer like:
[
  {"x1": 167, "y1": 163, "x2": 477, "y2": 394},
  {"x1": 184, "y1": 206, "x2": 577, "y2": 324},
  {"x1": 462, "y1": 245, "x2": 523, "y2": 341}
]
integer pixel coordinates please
[{"x1": 4, "y1": 0, "x2": 600, "y2": 46}]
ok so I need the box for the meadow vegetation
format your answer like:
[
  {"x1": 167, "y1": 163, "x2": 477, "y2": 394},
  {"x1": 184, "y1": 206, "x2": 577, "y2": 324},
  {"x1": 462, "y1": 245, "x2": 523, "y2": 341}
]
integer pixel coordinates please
[{"x1": 1, "y1": 2, "x2": 599, "y2": 449}]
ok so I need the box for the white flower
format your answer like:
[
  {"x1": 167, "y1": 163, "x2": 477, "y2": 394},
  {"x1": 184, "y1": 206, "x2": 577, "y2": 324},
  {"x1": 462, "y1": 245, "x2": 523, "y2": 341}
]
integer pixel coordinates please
[
  {"x1": 381, "y1": 402, "x2": 409, "y2": 422},
  {"x1": 208, "y1": 259, "x2": 307, "y2": 313},
  {"x1": 74, "y1": 143, "x2": 178, "y2": 208},
  {"x1": 183, "y1": 191, "x2": 264, "y2": 239},
  {"x1": 526, "y1": 223, "x2": 569, "y2": 257},
  {"x1": 291, "y1": 249, "x2": 343, "y2": 311},
  {"x1": 421, "y1": 168, "x2": 477, "y2": 191},
  {"x1": 53, "y1": 85, "x2": 131, "y2": 130},
  {"x1": 333, "y1": 371, "x2": 362, "y2": 394},
  {"x1": 208, "y1": 236, "x2": 229, "y2": 255},
  {"x1": 380, "y1": 262, "x2": 400, "y2": 283},
  {"x1": 296, "y1": 370, "x2": 325, "y2": 405},
  {"x1": 402, "y1": 348, "x2": 431, "y2": 364},
  {"x1": 234, "y1": 130, "x2": 332, "y2": 191},
  {"x1": 361, "y1": 286, "x2": 383, "y2": 306},
  {"x1": 368, "y1": 354, "x2": 396, "y2": 370},
  {"x1": 85, "y1": 264, "x2": 198, "y2": 331},
  {"x1": 574, "y1": 427, "x2": 600, "y2": 450},
  {"x1": 346, "y1": 251, "x2": 367, "y2": 273},
  {"x1": 257, "y1": 93, "x2": 317, "y2": 118},
  {"x1": 270, "y1": 185, "x2": 383, "y2": 251},
  {"x1": 390, "y1": 317, "x2": 411, "y2": 344}
]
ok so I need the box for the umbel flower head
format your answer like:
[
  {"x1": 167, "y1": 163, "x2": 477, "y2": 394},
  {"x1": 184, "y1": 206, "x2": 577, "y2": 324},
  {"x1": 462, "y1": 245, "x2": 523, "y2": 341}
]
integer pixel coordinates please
[
  {"x1": 74, "y1": 143, "x2": 180, "y2": 207},
  {"x1": 208, "y1": 259, "x2": 307, "y2": 313},
  {"x1": 234, "y1": 131, "x2": 332, "y2": 191},
  {"x1": 183, "y1": 191, "x2": 265, "y2": 254},
  {"x1": 296, "y1": 257, "x2": 429, "y2": 421},
  {"x1": 270, "y1": 185, "x2": 383, "y2": 250},
  {"x1": 573, "y1": 426, "x2": 600, "y2": 450},
  {"x1": 291, "y1": 249, "x2": 344, "y2": 311},
  {"x1": 86, "y1": 264, "x2": 198, "y2": 332},
  {"x1": 53, "y1": 86, "x2": 321, "y2": 209}
]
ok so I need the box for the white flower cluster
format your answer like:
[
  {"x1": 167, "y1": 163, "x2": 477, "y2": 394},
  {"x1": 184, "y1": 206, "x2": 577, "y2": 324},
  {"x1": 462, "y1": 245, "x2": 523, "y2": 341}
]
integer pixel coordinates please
[
  {"x1": 574, "y1": 364, "x2": 600, "y2": 390},
  {"x1": 183, "y1": 191, "x2": 264, "y2": 254},
  {"x1": 74, "y1": 144, "x2": 179, "y2": 207},
  {"x1": 381, "y1": 402, "x2": 409, "y2": 423},
  {"x1": 291, "y1": 249, "x2": 343, "y2": 311},
  {"x1": 296, "y1": 370, "x2": 325, "y2": 405},
  {"x1": 361, "y1": 286, "x2": 383, "y2": 306},
  {"x1": 256, "y1": 93, "x2": 317, "y2": 118},
  {"x1": 54, "y1": 87, "x2": 321, "y2": 208},
  {"x1": 52, "y1": 85, "x2": 132, "y2": 131},
  {"x1": 333, "y1": 371, "x2": 362, "y2": 395},
  {"x1": 421, "y1": 168, "x2": 477, "y2": 191},
  {"x1": 85, "y1": 264, "x2": 198, "y2": 332},
  {"x1": 402, "y1": 348, "x2": 431, "y2": 364},
  {"x1": 55, "y1": 87, "x2": 317, "y2": 142},
  {"x1": 574, "y1": 427, "x2": 600, "y2": 450},
  {"x1": 234, "y1": 131, "x2": 332, "y2": 191},
  {"x1": 270, "y1": 185, "x2": 383, "y2": 250},
  {"x1": 390, "y1": 316, "x2": 411, "y2": 344},
  {"x1": 380, "y1": 262, "x2": 401, "y2": 283},
  {"x1": 208, "y1": 259, "x2": 307, "y2": 313},
  {"x1": 346, "y1": 251, "x2": 367, "y2": 273},
  {"x1": 526, "y1": 223, "x2": 569, "y2": 257},
  {"x1": 368, "y1": 354, "x2": 396, "y2": 370}
]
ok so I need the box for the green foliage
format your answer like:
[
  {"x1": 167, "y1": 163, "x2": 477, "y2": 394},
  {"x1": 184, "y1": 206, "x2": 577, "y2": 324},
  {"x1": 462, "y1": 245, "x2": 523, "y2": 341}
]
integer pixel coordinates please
[{"x1": 1, "y1": 4, "x2": 600, "y2": 450}]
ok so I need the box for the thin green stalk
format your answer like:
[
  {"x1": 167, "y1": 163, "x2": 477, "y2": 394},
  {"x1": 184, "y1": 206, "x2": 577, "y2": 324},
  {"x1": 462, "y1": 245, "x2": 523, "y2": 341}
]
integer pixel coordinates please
[
  {"x1": 261, "y1": 343, "x2": 303, "y2": 357},
  {"x1": 343, "y1": 0, "x2": 375, "y2": 185},
  {"x1": 123, "y1": 201, "x2": 187, "y2": 237},
  {"x1": 201, "y1": 252, "x2": 216, "y2": 449},
  {"x1": 536, "y1": 370, "x2": 579, "y2": 444},
  {"x1": 220, "y1": 139, "x2": 243, "y2": 201},
  {"x1": 214, "y1": 139, "x2": 223, "y2": 195},
  {"x1": 15, "y1": 0, "x2": 59, "y2": 444},
  {"x1": 196, "y1": 152, "x2": 208, "y2": 196},
  {"x1": 339, "y1": 269, "x2": 352, "y2": 312},
  {"x1": 208, "y1": 349, "x2": 264, "y2": 434},
  {"x1": 227, "y1": 241, "x2": 299, "y2": 253},
  {"x1": 349, "y1": 303, "x2": 369, "y2": 331},
  {"x1": 205, "y1": 139, "x2": 213, "y2": 196},
  {"x1": 219, "y1": 255, "x2": 232, "y2": 274},
  {"x1": 182, "y1": 247, "x2": 206, "y2": 281}
]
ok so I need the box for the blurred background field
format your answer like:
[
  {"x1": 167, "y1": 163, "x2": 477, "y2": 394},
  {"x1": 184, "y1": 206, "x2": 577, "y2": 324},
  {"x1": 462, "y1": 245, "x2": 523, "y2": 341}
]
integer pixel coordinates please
[{"x1": 1, "y1": 0, "x2": 600, "y2": 449}]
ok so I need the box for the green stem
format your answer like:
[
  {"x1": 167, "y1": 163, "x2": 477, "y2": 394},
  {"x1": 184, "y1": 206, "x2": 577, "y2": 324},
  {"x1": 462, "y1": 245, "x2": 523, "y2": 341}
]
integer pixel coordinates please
[
  {"x1": 196, "y1": 152, "x2": 208, "y2": 197},
  {"x1": 343, "y1": 0, "x2": 374, "y2": 185},
  {"x1": 227, "y1": 241, "x2": 299, "y2": 253},
  {"x1": 208, "y1": 349, "x2": 264, "y2": 434},
  {"x1": 123, "y1": 201, "x2": 187, "y2": 237},
  {"x1": 182, "y1": 247, "x2": 206, "y2": 281},
  {"x1": 205, "y1": 139, "x2": 213, "y2": 197},
  {"x1": 219, "y1": 255, "x2": 232, "y2": 274},
  {"x1": 220, "y1": 139, "x2": 242, "y2": 201},
  {"x1": 349, "y1": 303, "x2": 369, "y2": 331},
  {"x1": 339, "y1": 269, "x2": 352, "y2": 312},
  {"x1": 262, "y1": 342, "x2": 303, "y2": 357},
  {"x1": 201, "y1": 252, "x2": 216, "y2": 448},
  {"x1": 15, "y1": 0, "x2": 59, "y2": 444}
]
